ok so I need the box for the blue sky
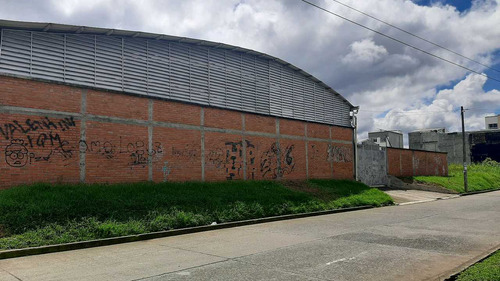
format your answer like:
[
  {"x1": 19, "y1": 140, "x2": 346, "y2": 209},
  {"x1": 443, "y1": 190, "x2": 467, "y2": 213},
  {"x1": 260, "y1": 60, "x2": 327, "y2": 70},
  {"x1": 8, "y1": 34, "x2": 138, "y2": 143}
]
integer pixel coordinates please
[
  {"x1": 415, "y1": 0, "x2": 473, "y2": 12},
  {"x1": 415, "y1": 0, "x2": 500, "y2": 93}
]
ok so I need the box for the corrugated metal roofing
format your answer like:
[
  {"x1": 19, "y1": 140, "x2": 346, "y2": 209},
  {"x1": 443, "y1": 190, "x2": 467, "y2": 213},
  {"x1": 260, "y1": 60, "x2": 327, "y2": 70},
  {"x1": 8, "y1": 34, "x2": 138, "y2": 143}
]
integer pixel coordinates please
[{"x1": 0, "y1": 19, "x2": 356, "y2": 127}]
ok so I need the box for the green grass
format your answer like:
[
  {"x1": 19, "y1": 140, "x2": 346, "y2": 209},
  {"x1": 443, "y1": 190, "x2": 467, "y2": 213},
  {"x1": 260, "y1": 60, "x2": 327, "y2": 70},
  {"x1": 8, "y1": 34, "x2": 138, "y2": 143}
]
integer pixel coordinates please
[
  {"x1": 414, "y1": 160, "x2": 500, "y2": 193},
  {"x1": 0, "y1": 180, "x2": 393, "y2": 250},
  {"x1": 456, "y1": 250, "x2": 500, "y2": 281}
]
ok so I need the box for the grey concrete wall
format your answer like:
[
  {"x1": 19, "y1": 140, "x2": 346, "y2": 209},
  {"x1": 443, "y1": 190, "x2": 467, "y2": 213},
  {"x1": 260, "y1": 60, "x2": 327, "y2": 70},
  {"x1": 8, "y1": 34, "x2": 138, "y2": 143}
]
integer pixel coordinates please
[
  {"x1": 409, "y1": 131, "x2": 471, "y2": 164},
  {"x1": 357, "y1": 143, "x2": 387, "y2": 186}
]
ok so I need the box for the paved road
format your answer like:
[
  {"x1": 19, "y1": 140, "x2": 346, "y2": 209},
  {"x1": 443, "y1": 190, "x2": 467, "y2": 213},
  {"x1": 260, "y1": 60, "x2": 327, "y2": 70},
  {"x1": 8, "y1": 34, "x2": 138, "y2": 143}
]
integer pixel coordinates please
[{"x1": 0, "y1": 191, "x2": 499, "y2": 281}]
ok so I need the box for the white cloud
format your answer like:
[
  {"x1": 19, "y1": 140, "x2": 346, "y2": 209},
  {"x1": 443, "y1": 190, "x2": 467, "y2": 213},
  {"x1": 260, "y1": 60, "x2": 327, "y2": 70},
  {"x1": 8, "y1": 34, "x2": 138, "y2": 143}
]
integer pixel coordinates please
[
  {"x1": 0, "y1": 0, "x2": 499, "y2": 142},
  {"x1": 342, "y1": 38, "x2": 388, "y2": 65},
  {"x1": 372, "y1": 74, "x2": 500, "y2": 140}
]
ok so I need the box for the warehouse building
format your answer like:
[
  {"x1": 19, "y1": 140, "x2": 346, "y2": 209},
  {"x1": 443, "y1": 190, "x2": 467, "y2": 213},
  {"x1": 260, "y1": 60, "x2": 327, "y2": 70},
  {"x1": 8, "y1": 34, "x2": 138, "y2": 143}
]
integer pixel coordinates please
[{"x1": 0, "y1": 20, "x2": 357, "y2": 188}]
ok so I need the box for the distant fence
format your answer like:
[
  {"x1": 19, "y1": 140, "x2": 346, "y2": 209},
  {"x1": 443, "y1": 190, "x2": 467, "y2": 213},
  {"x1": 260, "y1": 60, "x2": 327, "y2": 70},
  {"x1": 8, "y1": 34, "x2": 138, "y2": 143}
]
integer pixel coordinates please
[
  {"x1": 357, "y1": 144, "x2": 448, "y2": 186},
  {"x1": 386, "y1": 148, "x2": 448, "y2": 177}
]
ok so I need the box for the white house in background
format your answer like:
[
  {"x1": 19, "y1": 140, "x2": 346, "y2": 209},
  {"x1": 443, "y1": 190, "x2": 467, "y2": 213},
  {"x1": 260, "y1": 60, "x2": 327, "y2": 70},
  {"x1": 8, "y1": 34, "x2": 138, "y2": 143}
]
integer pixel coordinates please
[
  {"x1": 485, "y1": 115, "x2": 500, "y2": 130},
  {"x1": 367, "y1": 130, "x2": 403, "y2": 148}
]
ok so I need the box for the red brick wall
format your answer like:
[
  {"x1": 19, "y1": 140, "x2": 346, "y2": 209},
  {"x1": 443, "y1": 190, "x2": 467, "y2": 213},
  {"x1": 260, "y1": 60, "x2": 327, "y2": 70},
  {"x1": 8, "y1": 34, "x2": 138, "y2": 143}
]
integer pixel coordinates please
[
  {"x1": 244, "y1": 136, "x2": 277, "y2": 180},
  {"x1": 279, "y1": 139, "x2": 307, "y2": 180},
  {"x1": 413, "y1": 150, "x2": 448, "y2": 176},
  {"x1": 204, "y1": 132, "x2": 245, "y2": 181},
  {"x1": 154, "y1": 101, "x2": 200, "y2": 126},
  {"x1": 0, "y1": 76, "x2": 81, "y2": 112},
  {"x1": 87, "y1": 90, "x2": 149, "y2": 120},
  {"x1": 331, "y1": 126, "x2": 353, "y2": 142},
  {"x1": 245, "y1": 113, "x2": 275, "y2": 134},
  {"x1": 308, "y1": 141, "x2": 331, "y2": 179},
  {"x1": 152, "y1": 127, "x2": 202, "y2": 182},
  {"x1": 308, "y1": 123, "x2": 330, "y2": 139},
  {"x1": 0, "y1": 113, "x2": 80, "y2": 188},
  {"x1": 0, "y1": 75, "x2": 355, "y2": 188},
  {"x1": 280, "y1": 119, "x2": 305, "y2": 136},
  {"x1": 387, "y1": 148, "x2": 447, "y2": 177},
  {"x1": 84, "y1": 122, "x2": 149, "y2": 183},
  {"x1": 204, "y1": 107, "x2": 241, "y2": 130},
  {"x1": 330, "y1": 143, "x2": 354, "y2": 179}
]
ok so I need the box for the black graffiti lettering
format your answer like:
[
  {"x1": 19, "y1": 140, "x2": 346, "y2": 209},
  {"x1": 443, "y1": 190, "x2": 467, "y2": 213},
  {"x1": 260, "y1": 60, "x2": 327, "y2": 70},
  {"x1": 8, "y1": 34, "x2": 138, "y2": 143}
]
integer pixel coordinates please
[
  {"x1": 0, "y1": 117, "x2": 77, "y2": 140},
  {"x1": 154, "y1": 142, "x2": 163, "y2": 154},
  {"x1": 0, "y1": 126, "x2": 7, "y2": 140},
  {"x1": 41, "y1": 117, "x2": 58, "y2": 130},
  {"x1": 25, "y1": 119, "x2": 42, "y2": 132},
  {"x1": 8, "y1": 124, "x2": 18, "y2": 139},
  {"x1": 130, "y1": 149, "x2": 148, "y2": 167},
  {"x1": 224, "y1": 141, "x2": 244, "y2": 180},
  {"x1": 78, "y1": 138, "x2": 163, "y2": 167},
  {"x1": 171, "y1": 145, "x2": 197, "y2": 159},
  {"x1": 260, "y1": 143, "x2": 295, "y2": 179},
  {"x1": 207, "y1": 140, "x2": 255, "y2": 180},
  {"x1": 208, "y1": 148, "x2": 224, "y2": 168},
  {"x1": 12, "y1": 120, "x2": 30, "y2": 134},
  {"x1": 36, "y1": 133, "x2": 49, "y2": 147},
  {"x1": 26, "y1": 135, "x2": 34, "y2": 148},
  {"x1": 102, "y1": 141, "x2": 114, "y2": 159},
  {"x1": 327, "y1": 145, "x2": 353, "y2": 163},
  {"x1": 34, "y1": 150, "x2": 52, "y2": 162}
]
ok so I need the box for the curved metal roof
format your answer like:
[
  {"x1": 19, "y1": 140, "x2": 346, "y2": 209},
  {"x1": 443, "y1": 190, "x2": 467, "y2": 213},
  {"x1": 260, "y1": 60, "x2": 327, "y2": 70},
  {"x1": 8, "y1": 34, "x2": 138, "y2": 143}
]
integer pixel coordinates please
[{"x1": 0, "y1": 19, "x2": 355, "y2": 109}]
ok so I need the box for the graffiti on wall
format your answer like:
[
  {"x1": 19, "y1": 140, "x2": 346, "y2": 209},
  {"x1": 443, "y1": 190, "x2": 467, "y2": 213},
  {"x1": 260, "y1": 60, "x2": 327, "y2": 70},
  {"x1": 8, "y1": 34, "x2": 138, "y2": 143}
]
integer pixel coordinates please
[
  {"x1": 327, "y1": 144, "x2": 353, "y2": 163},
  {"x1": 1, "y1": 116, "x2": 77, "y2": 167},
  {"x1": 1, "y1": 116, "x2": 165, "y2": 169},
  {"x1": 0, "y1": 116, "x2": 77, "y2": 140},
  {"x1": 207, "y1": 140, "x2": 296, "y2": 180},
  {"x1": 259, "y1": 143, "x2": 295, "y2": 179},
  {"x1": 78, "y1": 137, "x2": 163, "y2": 168},
  {"x1": 171, "y1": 145, "x2": 198, "y2": 159},
  {"x1": 207, "y1": 140, "x2": 255, "y2": 180}
]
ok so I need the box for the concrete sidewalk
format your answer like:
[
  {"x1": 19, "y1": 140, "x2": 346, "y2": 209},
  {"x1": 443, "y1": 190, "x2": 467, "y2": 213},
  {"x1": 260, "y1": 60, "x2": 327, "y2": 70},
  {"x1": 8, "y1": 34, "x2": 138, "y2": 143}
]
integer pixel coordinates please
[
  {"x1": 384, "y1": 189, "x2": 460, "y2": 205},
  {"x1": 0, "y1": 191, "x2": 499, "y2": 281}
]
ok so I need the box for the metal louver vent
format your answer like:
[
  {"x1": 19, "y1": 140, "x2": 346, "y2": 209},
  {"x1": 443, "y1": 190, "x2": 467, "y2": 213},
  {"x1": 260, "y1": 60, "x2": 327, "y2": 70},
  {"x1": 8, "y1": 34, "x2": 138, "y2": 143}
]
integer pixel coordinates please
[{"x1": 0, "y1": 28, "x2": 353, "y2": 127}]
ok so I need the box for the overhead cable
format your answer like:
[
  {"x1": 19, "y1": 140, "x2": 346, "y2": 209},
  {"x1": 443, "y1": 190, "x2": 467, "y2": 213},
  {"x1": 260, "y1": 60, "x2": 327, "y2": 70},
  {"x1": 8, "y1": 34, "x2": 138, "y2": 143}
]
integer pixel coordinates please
[
  {"x1": 330, "y1": 0, "x2": 500, "y2": 74},
  {"x1": 301, "y1": 0, "x2": 500, "y2": 83}
]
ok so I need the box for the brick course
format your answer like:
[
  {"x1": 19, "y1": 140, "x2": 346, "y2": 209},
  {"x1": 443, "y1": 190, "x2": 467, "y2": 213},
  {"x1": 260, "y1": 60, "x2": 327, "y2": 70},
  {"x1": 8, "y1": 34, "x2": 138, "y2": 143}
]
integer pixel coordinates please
[
  {"x1": 387, "y1": 148, "x2": 448, "y2": 177},
  {"x1": 0, "y1": 75, "x2": 356, "y2": 188},
  {"x1": 87, "y1": 89, "x2": 148, "y2": 120}
]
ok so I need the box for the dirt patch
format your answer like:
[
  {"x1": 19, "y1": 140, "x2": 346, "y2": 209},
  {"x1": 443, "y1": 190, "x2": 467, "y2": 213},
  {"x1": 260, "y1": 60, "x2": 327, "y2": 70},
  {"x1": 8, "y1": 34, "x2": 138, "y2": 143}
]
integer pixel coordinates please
[{"x1": 280, "y1": 180, "x2": 334, "y2": 201}]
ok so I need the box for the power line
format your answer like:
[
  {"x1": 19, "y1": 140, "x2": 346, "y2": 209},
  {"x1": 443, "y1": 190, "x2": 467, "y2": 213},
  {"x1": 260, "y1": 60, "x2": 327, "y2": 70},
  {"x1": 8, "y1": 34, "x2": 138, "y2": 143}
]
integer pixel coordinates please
[
  {"x1": 361, "y1": 108, "x2": 499, "y2": 116},
  {"x1": 467, "y1": 107, "x2": 500, "y2": 112},
  {"x1": 361, "y1": 109, "x2": 455, "y2": 113},
  {"x1": 301, "y1": 0, "x2": 500, "y2": 83},
  {"x1": 330, "y1": 0, "x2": 500, "y2": 74}
]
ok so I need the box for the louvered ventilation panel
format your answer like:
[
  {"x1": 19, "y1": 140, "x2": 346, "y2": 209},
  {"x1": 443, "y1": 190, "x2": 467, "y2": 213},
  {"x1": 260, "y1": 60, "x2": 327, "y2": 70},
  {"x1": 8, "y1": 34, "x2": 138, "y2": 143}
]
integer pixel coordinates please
[{"x1": 0, "y1": 29, "x2": 352, "y2": 127}]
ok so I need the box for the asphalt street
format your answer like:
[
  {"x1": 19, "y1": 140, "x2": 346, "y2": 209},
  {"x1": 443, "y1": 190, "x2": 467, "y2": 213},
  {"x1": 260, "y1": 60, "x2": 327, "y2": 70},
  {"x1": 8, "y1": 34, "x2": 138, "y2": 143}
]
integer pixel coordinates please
[{"x1": 0, "y1": 191, "x2": 498, "y2": 281}]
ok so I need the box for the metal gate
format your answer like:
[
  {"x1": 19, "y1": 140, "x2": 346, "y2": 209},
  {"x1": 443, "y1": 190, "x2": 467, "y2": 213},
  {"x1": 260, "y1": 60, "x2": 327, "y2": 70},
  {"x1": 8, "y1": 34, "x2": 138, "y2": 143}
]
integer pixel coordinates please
[{"x1": 357, "y1": 143, "x2": 388, "y2": 186}]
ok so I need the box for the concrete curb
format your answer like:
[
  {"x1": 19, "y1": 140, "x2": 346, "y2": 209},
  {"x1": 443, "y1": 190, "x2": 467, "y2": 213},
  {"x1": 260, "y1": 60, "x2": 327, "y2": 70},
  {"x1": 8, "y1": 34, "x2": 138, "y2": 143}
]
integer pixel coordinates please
[
  {"x1": 461, "y1": 188, "x2": 500, "y2": 196},
  {"x1": 392, "y1": 188, "x2": 499, "y2": 206},
  {"x1": 439, "y1": 244, "x2": 500, "y2": 281},
  {"x1": 0, "y1": 205, "x2": 375, "y2": 260}
]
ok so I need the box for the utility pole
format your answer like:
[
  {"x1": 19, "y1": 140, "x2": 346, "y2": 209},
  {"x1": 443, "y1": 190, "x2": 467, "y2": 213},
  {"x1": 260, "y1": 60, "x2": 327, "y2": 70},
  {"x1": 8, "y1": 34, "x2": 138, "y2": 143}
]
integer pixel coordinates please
[
  {"x1": 352, "y1": 107, "x2": 359, "y2": 181},
  {"x1": 461, "y1": 106, "x2": 468, "y2": 193}
]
